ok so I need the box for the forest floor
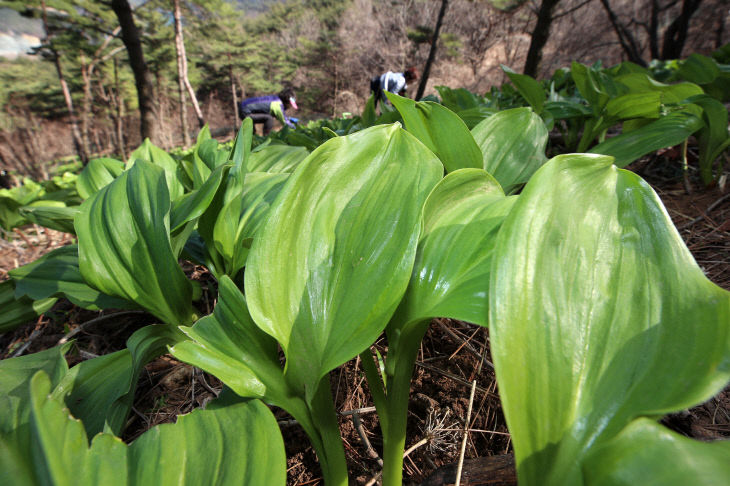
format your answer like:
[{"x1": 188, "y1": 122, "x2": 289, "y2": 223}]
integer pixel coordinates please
[{"x1": 0, "y1": 149, "x2": 728, "y2": 485}]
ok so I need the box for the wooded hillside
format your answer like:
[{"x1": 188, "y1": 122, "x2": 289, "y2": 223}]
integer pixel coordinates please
[{"x1": 0, "y1": 0, "x2": 725, "y2": 176}]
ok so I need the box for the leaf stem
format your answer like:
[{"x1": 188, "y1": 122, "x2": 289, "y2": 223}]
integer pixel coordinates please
[
  {"x1": 379, "y1": 319, "x2": 430, "y2": 486},
  {"x1": 309, "y1": 375, "x2": 349, "y2": 486},
  {"x1": 577, "y1": 117, "x2": 598, "y2": 153},
  {"x1": 360, "y1": 349, "x2": 388, "y2": 432}
]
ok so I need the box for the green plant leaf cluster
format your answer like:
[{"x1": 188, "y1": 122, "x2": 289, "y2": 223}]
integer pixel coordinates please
[
  {"x1": 0, "y1": 371, "x2": 285, "y2": 486},
  {"x1": 490, "y1": 154, "x2": 730, "y2": 485},
  {"x1": 1, "y1": 61, "x2": 729, "y2": 486}
]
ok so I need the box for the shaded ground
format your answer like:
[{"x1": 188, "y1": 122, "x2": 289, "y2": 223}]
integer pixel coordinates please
[{"x1": 1, "y1": 152, "x2": 728, "y2": 485}]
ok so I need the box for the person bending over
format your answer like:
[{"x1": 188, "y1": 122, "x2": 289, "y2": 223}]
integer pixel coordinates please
[
  {"x1": 369, "y1": 67, "x2": 418, "y2": 110},
  {"x1": 239, "y1": 87, "x2": 298, "y2": 135}
]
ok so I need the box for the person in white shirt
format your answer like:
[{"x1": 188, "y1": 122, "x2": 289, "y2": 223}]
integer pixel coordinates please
[{"x1": 369, "y1": 67, "x2": 418, "y2": 111}]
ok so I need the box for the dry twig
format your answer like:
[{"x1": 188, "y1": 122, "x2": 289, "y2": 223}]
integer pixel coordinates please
[
  {"x1": 678, "y1": 193, "x2": 730, "y2": 231},
  {"x1": 455, "y1": 380, "x2": 477, "y2": 486},
  {"x1": 57, "y1": 310, "x2": 146, "y2": 345}
]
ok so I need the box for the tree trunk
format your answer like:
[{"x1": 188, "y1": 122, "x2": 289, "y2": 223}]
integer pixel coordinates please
[
  {"x1": 80, "y1": 55, "x2": 93, "y2": 158},
  {"x1": 415, "y1": 0, "x2": 448, "y2": 101},
  {"x1": 648, "y1": 0, "x2": 660, "y2": 60},
  {"x1": 227, "y1": 53, "x2": 239, "y2": 130},
  {"x1": 113, "y1": 58, "x2": 127, "y2": 160},
  {"x1": 661, "y1": 0, "x2": 703, "y2": 60},
  {"x1": 111, "y1": 0, "x2": 158, "y2": 143},
  {"x1": 173, "y1": 0, "x2": 190, "y2": 146},
  {"x1": 173, "y1": 0, "x2": 205, "y2": 134},
  {"x1": 55, "y1": 55, "x2": 89, "y2": 164},
  {"x1": 716, "y1": 14, "x2": 725, "y2": 49},
  {"x1": 41, "y1": 0, "x2": 88, "y2": 165},
  {"x1": 523, "y1": 0, "x2": 562, "y2": 77},
  {"x1": 599, "y1": 0, "x2": 647, "y2": 66}
]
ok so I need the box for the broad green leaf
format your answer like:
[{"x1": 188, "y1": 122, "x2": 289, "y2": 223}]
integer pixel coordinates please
[
  {"x1": 51, "y1": 350, "x2": 133, "y2": 438},
  {"x1": 435, "y1": 86, "x2": 483, "y2": 112},
  {"x1": 126, "y1": 324, "x2": 185, "y2": 376},
  {"x1": 590, "y1": 111, "x2": 703, "y2": 167},
  {"x1": 611, "y1": 61, "x2": 649, "y2": 76},
  {"x1": 571, "y1": 62, "x2": 622, "y2": 112},
  {"x1": 322, "y1": 127, "x2": 338, "y2": 139},
  {"x1": 128, "y1": 139, "x2": 184, "y2": 201},
  {"x1": 184, "y1": 128, "x2": 228, "y2": 188},
  {"x1": 583, "y1": 418, "x2": 730, "y2": 485},
  {"x1": 370, "y1": 169, "x2": 517, "y2": 486},
  {"x1": 9, "y1": 245, "x2": 137, "y2": 311},
  {"x1": 171, "y1": 276, "x2": 285, "y2": 401},
  {"x1": 18, "y1": 204, "x2": 78, "y2": 234},
  {"x1": 211, "y1": 172, "x2": 289, "y2": 279},
  {"x1": 247, "y1": 144, "x2": 309, "y2": 173},
  {"x1": 360, "y1": 94, "x2": 377, "y2": 128},
  {"x1": 375, "y1": 108, "x2": 403, "y2": 126},
  {"x1": 178, "y1": 150, "x2": 211, "y2": 191},
  {"x1": 687, "y1": 94, "x2": 730, "y2": 184},
  {"x1": 395, "y1": 169, "x2": 515, "y2": 326},
  {"x1": 678, "y1": 53, "x2": 720, "y2": 85},
  {"x1": 227, "y1": 118, "x2": 252, "y2": 189},
  {"x1": 489, "y1": 153, "x2": 730, "y2": 486},
  {"x1": 128, "y1": 393, "x2": 286, "y2": 486},
  {"x1": 195, "y1": 123, "x2": 211, "y2": 145},
  {"x1": 386, "y1": 92, "x2": 482, "y2": 172},
  {"x1": 76, "y1": 158, "x2": 124, "y2": 200},
  {"x1": 169, "y1": 164, "x2": 229, "y2": 233},
  {"x1": 0, "y1": 179, "x2": 44, "y2": 206},
  {"x1": 0, "y1": 344, "x2": 71, "y2": 484},
  {"x1": 605, "y1": 92, "x2": 661, "y2": 120},
  {"x1": 702, "y1": 71, "x2": 730, "y2": 102},
  {"x1": 75, "y1": 161, "x2": 195, "y2": 326},
  {"x1": 195, "y1": 122, "x2": 254, "y2": 278},
  {"x1": 0, "y1": 195, "x2": 25, "y2": 230},
  {"x1": 0, "y1": 344, "x2": 70, "y2": 435},
  {"x1": 18, "y1": 372, "x2": 127, "y2": 486},
  {"x1": 544, "y1": 101, "x2": 592, "y2": 120},
  {"x1": 234, "y1": 173, "x2": 290, "y2": 240},
  {"x1": 2, "y1": 371, "x2": 286, "y2": 486},
  {"x1": 615, "y1": 73, "x2": 704, "y2": 104},
  {"x1": 197, "y1": 139, "x2": 227, "y2": 170},
  {"x1": 51, "y1": 325, "x2": 184, "y2": 437},
  {"x1": 197, "y1": 123, "x2": 286, "y2": 281},
  {"x1": 0, "y1": 279, "x2": 57, "y2": 333},
  {"x1": 455, "y1": 106, "x2": 496, "y2": 129},
  {"x1": 245, "y1": 124, "x2": 443, "y2": 399},
  {"x1": 471, "y1": 107, "x2": 548, "y2": 193},
  {"x1": 502, "y1": 65, "x2": 546, "y2": 113},
  {"x1": 285, "y1": 131, "x2": 321, "y2": 151}
]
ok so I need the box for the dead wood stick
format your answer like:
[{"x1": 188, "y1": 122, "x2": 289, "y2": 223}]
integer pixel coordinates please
[
  {"x1": 678, "y1": 192, "x2": 730, "y2": 231},
  {"x1": 455, "y1": 380, "x2": 477, "y2": 486},
  {"x1": 352, "y1": 412, "x2": 383, "y2": 466},
  {"x1": 11, "y1": 325, "x2": 44, "y2": 358},
  {"x1": 57, "y1": 310, "x2": 146, "y2": 345},
  {"x1": 420, "y1": 454, "x2": 517, "y2": 486},
  {"x1": 416, "y1": 361, "x2": 498, "y2": 401},
  {"x1": 436, "y1": 319, "x2": 494, "y2": 370}
]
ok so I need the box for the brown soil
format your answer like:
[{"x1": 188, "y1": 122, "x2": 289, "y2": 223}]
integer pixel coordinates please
[{"x1": 1, "y1": 152, "x2": 728, "y2": 485}]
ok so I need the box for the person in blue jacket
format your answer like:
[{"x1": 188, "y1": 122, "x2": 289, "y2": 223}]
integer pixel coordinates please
[
  {"x1": 370, "y1": 67, "x2": 418, "y2": 110},
  {"x1": 239, "y1": 87, "x2": 298, "y2": 135}
]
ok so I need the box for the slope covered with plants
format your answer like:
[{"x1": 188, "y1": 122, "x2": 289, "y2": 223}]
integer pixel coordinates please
[{"x1": 1, "y1": 53, "x2": 729, "y2": 485}]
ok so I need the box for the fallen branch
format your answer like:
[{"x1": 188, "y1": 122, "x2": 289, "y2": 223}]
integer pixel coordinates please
[
  {"x1": 57, "y1": 310, "x2": 146, "y2": 345},
  {"x1": 678, "y1": 193, "x2": 730, "y2": 231},
  {"x1": 455, "y1": 380, "x2": 477, "y2": 486},
  {"x1": 353, "y1": 412, "x2": 383, "y2": 465}
]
